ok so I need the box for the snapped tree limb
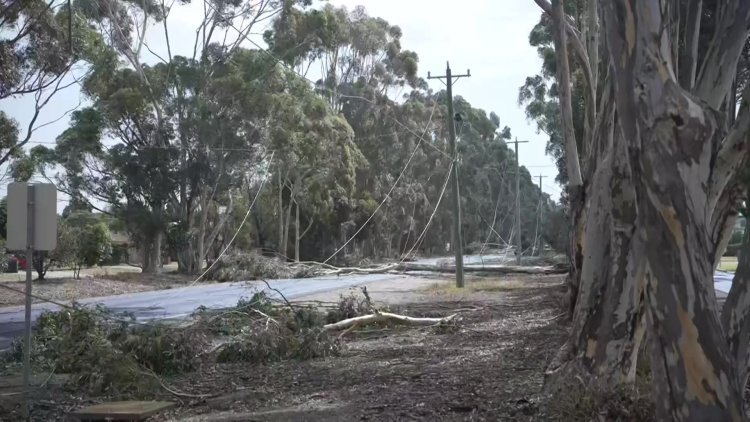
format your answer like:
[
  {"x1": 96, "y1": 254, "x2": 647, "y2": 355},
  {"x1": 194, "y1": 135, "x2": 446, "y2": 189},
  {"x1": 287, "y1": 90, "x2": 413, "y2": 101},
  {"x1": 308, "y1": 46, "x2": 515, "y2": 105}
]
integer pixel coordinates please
[{"x1": 323, "y1": 312, "x2": 458, "y2": 331}]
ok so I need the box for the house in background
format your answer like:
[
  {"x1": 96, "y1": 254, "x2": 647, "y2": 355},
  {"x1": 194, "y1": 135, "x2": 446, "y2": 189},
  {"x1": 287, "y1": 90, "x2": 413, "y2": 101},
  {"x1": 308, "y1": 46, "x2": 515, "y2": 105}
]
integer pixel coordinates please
[
  {"x1": 109, "y1": 231, "x2": 136, "y2": 266},
  {"x1": 109, "y1": 231, "x2": 173, "y2": 267}
]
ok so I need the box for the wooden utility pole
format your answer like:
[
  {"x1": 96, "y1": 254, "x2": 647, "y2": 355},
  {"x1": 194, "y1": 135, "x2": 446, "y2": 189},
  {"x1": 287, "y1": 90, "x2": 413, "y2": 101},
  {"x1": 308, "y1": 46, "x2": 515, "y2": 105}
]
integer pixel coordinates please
[
  {"x1": 509, "y1": 138, "x2": 528, "y2": 265},
  {"x1": 428, "y1": 62, "x2": 470, "y2": 288},
  {"x1": 537, "y1": 174, "x2": 548, "y2": 255}
]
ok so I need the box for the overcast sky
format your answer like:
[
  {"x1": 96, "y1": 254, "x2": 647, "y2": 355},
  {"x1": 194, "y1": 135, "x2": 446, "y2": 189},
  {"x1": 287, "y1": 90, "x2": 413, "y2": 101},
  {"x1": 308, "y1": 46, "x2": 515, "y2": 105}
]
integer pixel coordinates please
[{"x1": 2, "y1": 0, "x2": 561, "y2": 206}]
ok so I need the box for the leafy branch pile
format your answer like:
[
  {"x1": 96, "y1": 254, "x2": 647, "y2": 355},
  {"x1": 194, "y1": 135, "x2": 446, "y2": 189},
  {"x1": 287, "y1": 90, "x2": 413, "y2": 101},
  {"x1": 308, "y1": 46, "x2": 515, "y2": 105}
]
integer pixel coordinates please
[
  {"x1": 0, "y1": 291, "x2": 378, "y2": 398},
  {"x1": 195, "y1": 292, "x2": 342, "y2": 363},
  {"x1": 2, "y1": 305, "x2": 196, "y2": 397},
  {"x1": 204, "y1": 251, "x2": 310, "y2": 282}
]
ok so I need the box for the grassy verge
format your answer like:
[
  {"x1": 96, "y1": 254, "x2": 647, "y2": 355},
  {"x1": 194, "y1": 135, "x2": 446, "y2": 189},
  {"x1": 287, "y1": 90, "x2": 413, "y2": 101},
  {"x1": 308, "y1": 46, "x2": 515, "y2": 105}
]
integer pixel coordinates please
[
  {"x1": 719, "y1": 256, "x2": 738, "y2": 272},
  {"x1": 424, "y1": 278, "x2": 527, "y2": 298}
]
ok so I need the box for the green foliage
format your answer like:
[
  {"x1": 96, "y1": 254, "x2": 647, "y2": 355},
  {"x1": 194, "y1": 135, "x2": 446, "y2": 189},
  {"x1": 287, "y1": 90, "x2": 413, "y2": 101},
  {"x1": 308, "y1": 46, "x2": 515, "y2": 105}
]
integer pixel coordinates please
[
  {"x1": 205, "y1": 251, "x2": 298, "y2": 282},
  {"x1": 77, "y1": 221, "x2": 112, "y2": 268},
  {"x1": 32, "y1": 1, "x2": 558, "y2": 270},
  {"x1": 3, "y1": 304, "x2": 207, "y2": 396},
  {"x1": 237, "y1": 291, "x2": 275, "y2": 316},
  {"x1": 46, "y1": 212, "x2": 113, "y2": 278},
  {"x1": 13, "y1": 306, "x2": 153, "y2": 396}
]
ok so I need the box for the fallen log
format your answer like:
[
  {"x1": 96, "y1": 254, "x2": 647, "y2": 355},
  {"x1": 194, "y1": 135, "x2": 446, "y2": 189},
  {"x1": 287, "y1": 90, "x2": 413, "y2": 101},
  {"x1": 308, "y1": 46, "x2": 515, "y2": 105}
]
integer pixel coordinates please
[
  {"x1": 323, "y1": 312, "x2": 457, "y2": 331},
  {"x1": 396, "y1": 262, "x2": 567, "y2": 275},
  {"x1": 288, "y1": 261, "x2": 567, "y2": 277}
]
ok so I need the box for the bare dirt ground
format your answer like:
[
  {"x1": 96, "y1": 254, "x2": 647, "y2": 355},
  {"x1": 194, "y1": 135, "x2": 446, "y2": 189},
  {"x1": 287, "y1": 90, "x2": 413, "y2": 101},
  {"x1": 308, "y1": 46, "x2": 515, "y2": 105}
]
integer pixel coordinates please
[
  {"x1": 0, "y1": 274, "x2": 568, "y2": 421},
  {"x1": 0, "y1": 270, "x2": 193, "y2": 307}
]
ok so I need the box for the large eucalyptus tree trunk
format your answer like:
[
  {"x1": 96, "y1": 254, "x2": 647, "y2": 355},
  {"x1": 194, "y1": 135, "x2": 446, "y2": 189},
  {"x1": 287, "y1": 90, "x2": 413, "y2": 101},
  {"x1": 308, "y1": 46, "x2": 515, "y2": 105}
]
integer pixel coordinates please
[
  {"x1": 548, "y1": 119, "x2": 646, "y2": 388},
  {"x1": 602, "y1": 1, "x2": 748, "y2": 419},
  {"x1": 537, "y1": 0, "x2": 750, "y2": 417}
]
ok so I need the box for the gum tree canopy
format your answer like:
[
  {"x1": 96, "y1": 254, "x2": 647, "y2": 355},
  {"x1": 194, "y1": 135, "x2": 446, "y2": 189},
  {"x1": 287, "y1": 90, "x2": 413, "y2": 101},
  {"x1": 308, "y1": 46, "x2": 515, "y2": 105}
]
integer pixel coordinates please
[{"x1": 535, "y1": 0, "x2": 750, "y2": 420}]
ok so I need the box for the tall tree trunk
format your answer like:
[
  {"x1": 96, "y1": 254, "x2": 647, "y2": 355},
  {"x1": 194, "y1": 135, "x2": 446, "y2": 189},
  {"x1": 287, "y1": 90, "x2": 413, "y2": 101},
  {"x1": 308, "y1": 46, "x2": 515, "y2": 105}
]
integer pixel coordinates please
[
  {"x1": 548, "y1": 134, "x2": 644, "y2": 388},
  {"x1": 196, "y1": 222, "x2": 206, "y2": 273},
  {"x1": 294, "y1": 200, "x2": 300, "y2": 262},
  {"x1": 142, "y1": 235, "x2": 156, "y2": 273},
  {"x1": 194, "y1": 190, "x2": 212, "y2": 274},
  {"x1": 603, "y1": 1, "x2": 745, "y2": 418},
  {"x1": 282, "y1": 200, "x2": 292, "y2": 259},
  {"x1": 551, "y1": 0, "x2": 585, "y2": 316},
  {"x1": 278, "y1": 176, "x2": 285, "y2": 257}
]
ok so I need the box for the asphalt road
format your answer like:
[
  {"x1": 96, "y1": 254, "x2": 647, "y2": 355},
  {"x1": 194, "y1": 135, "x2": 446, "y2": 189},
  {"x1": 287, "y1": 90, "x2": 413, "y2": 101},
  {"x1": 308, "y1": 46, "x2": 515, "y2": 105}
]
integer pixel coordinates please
[{"x1": 0, "y1": 255, "x2": 739, "y2": 350}]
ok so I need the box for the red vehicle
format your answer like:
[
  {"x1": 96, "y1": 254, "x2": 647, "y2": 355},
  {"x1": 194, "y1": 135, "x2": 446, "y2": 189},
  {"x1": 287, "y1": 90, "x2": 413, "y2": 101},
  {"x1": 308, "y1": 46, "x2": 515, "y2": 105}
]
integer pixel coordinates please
[{"x1": 9, "y1": 255, "x2": 27, "y2": 271}]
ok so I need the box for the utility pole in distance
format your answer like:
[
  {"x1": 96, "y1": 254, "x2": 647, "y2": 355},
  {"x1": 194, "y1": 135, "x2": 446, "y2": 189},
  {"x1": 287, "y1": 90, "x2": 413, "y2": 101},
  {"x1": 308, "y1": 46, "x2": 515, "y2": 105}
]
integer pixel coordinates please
[
  {"x1": 428, "y1": 62, "x2": 470, "y2": 288},
  {"x1": 537, "y1": 174, "x2": 548, "y2": 255},
  {"x1": 508, "y1": 137, "x2": 528, "y2": 265}
]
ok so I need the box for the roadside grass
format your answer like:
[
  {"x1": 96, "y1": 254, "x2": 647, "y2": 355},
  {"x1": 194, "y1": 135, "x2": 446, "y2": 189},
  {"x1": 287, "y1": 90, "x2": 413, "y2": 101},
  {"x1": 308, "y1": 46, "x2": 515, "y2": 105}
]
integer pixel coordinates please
[
  {"x1": 719, "y1": 256, "x2": 738, "y2": 272},
  {"x1": 424, "y1": 278, "x2": 527, "y2": 298}
]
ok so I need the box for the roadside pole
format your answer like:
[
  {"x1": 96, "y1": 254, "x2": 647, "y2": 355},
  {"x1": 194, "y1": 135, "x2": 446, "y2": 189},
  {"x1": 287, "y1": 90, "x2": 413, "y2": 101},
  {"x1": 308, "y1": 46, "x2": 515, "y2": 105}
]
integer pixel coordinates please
[
  {"x1": 23, "y1": 184, "x2": 34, "y2": 421},
  {"x1": 7, "y1": 182, "x2": 57, "y2": 421},
  {"x1": 428, "y1": 62, "x2": 471, "y2": 288}
]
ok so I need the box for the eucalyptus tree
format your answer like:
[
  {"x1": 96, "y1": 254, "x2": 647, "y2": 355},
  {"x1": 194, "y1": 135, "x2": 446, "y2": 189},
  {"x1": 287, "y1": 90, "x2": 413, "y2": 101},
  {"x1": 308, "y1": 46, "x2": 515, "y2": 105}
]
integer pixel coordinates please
[
  {"x1": 1, "y1": 0, "x2": 101, "y2": 177},
  {"x1": 532, "y1": 0, "x2": 750, "y2": 418},
  {"x1": 36, "y1": 0, "x2": 308, "y2": 273}
]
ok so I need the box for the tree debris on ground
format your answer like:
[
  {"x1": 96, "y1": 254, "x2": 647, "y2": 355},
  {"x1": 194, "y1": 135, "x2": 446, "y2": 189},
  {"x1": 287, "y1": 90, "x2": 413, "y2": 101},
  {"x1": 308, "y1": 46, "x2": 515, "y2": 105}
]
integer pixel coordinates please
[
  {"x1": 201, "y1": 250, "x2": 566, "y2": 283},
  {"x1": 0, "y1": 288, "x2": 459, "y2": 408},
  {"x1": 204, "y1": 251, "x2": 310, "y2": 281},
  {"x1": 287, "y1": 260, "x2": 568, "y2": 277}
]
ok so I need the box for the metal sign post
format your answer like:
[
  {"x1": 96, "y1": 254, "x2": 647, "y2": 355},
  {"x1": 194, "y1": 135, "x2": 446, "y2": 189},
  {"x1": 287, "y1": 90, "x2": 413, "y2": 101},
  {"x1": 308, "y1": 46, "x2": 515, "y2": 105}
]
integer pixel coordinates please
[
  {"x1": 23, "y1": 184, "x2": 34, "y2": 421},
  {"x1": 7, "y1": 182, "x2": 57, "y2": 420}
]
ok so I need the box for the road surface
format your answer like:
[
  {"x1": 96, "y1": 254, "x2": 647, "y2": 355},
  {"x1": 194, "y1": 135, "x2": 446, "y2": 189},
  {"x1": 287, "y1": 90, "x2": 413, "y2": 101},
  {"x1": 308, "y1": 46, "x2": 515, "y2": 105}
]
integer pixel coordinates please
[{"x1": 0, "y1": 255, "x2": 739, "y2": 350}]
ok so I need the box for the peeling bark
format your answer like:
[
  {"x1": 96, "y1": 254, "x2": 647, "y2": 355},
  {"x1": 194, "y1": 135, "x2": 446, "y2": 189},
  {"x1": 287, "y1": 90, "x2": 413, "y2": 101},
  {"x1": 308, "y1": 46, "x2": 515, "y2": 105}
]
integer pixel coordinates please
[
  {"x1": 602, "y1": 0, "x2": 744, "y2": 419},
  {"x1": 679, "y1": 0, "x2": 702, "y2": 90},
  {"x1": 695, "y1": 0, "x2": 750, "y2": 108},
  {"x1": 576, "y1": 141, "x2": 643, "y2": 385},
  {"x1": 550, "y1": 133, "x2": 643, "y2": 387}
]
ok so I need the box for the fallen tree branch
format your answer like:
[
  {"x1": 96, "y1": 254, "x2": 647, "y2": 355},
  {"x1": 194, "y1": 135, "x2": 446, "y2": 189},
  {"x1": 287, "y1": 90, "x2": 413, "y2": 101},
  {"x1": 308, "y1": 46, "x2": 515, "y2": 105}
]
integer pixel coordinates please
[
  {"x1": 323, "y1": 312, "x2": 458, "y2": 331},
  {"x1": 291, "y1": 261, "x2": 566, "y2": 276},
  {"x1": 396, "y1": 262, "x2": 567, "y2": 274},
  {"x1": 260, "y1": 278, "x2": 295, "y2": 311},
  {"x1": 140, "y1": 369, "x2": 216, "y2": 399}
]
